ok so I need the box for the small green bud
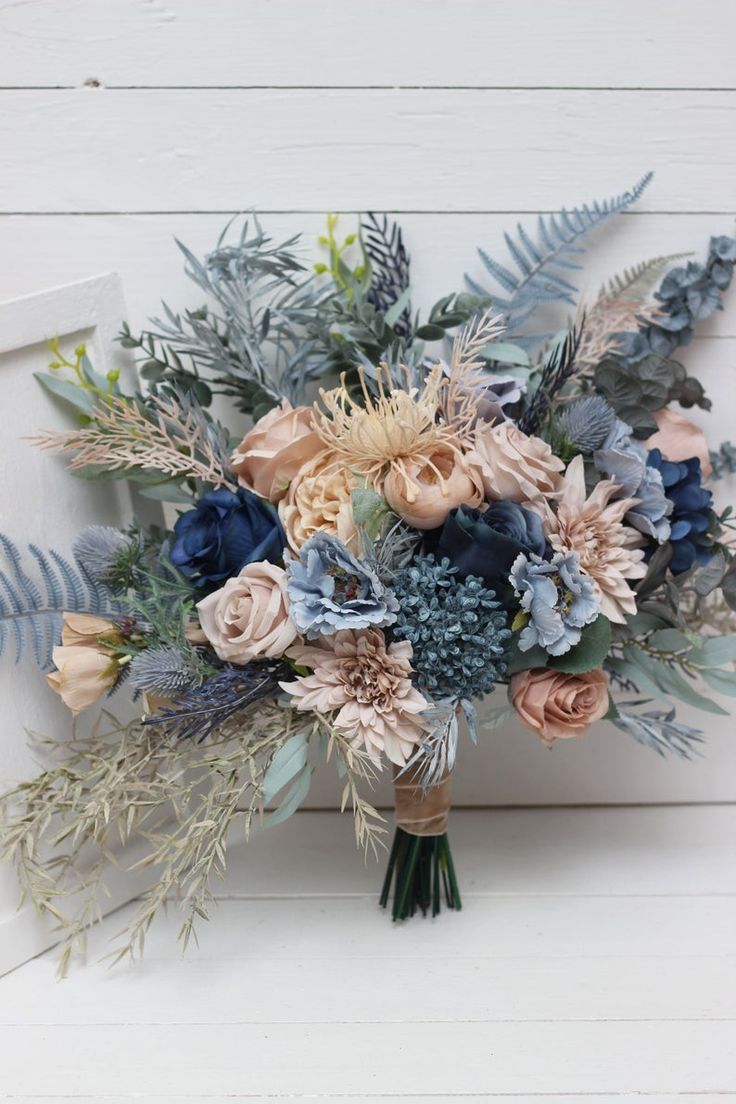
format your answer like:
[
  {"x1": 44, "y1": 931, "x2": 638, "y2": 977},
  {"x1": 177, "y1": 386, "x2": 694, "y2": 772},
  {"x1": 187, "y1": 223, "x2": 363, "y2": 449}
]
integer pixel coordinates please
[
  {"x1": 74, "y1": 343, "x2": 86, "y2": 358},
  {"x1": 318, "y1": 236, "x2": 328, "y2": 246},
  {"x1": 344, "y1": 233, "x2": 356, "y2": 246},
  {"x1": 355, "y1": 266, "x2": 365, "y2": 278},
  {"x1": 313, "y1": 262, "x2": 328, "y2": 274},
  {"x1": 48, "y1": 362, "x2": 61, "y2": 370},
  {"x1": 106, "y1": 369, "x2": 120, "y2": 383},
  {"x1": 78, "y1": 414, "x2": 93, "y2": 426}
]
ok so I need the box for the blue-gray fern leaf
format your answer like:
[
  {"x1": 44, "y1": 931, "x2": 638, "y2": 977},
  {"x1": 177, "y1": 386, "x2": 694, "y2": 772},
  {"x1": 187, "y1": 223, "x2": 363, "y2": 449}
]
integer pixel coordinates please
[
  {"x1": 0, "y1": 534, "x2": 114, "y2": 670},
  {"x1": 466, "y1": 173, "x2": 653, "y2": 339}
]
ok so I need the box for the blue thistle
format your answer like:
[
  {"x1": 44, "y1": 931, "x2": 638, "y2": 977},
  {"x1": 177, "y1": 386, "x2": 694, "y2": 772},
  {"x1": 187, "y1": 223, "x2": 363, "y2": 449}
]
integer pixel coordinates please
[
  {"x1": 556, "y1": 395, "x2": 616, "y2": 454},
  {"x1": 390, "y1": 554, "x2": 511, "y2": 700}
]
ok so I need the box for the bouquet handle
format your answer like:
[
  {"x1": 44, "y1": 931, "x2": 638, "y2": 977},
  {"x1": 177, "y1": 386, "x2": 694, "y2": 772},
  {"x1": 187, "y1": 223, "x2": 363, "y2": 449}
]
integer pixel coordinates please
[{"x1": 379, "y1": 765, "x2": 461, "y2": 920}]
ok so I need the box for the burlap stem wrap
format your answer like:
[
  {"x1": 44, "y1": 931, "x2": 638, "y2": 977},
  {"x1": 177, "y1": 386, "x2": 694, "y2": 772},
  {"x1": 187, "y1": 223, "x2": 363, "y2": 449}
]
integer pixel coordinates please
[{"x1": 392, "y1": 765, "x2": 452, "y2": 837}]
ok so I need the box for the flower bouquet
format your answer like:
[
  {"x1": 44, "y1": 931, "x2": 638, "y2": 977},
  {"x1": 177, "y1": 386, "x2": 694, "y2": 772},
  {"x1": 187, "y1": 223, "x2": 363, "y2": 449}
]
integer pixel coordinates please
[{"x1": 3, "y1": 173, "x2": 736, "y2": 969}]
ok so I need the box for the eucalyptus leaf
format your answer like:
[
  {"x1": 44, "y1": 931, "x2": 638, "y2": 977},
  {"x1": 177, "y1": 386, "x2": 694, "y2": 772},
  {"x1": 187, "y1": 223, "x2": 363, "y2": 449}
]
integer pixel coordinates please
[
  {"x1": 687, "y1": 634, "x2": 736, "y2": 668},
  {"x1": 698, "y1": 667, "x2": 736, "y2": 698},
  {"x1": 622, "y1": 644, "x2": 728, "y2": 716},
  {"x1": 647, "y1": 628, "x2": 693, "y2": 653},
  {"x1": 262, "y1": 731, "x2": 309, "y2": 804},
  {"x1": 384, "y1": 286, "x2": 412, "y2": 328},
  {"x1": 693, "y1": 552, "x2": 726, "y2": 596},
  {"x1": 479, "y1": 341, "x2": 531, "y2": 367},
  {"x1": 263, "y1": 764, "x2": 312, "y2": 827},
  {"x1": 34, "y1": 372, "x2": 96, "y2": 416}
]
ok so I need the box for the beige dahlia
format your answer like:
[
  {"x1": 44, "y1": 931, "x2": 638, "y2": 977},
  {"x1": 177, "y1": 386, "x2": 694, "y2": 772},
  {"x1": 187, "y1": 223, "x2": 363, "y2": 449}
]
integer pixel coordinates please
[
  {"x1": 279, "y1": 629, "x2": 429, "y2": 767},
  {"x1": 278, "y1": 449, "x2": 358, "y2": 553},
  {"x1": 467, "y1": 421, "x2": 564, "y2": 503},
  {"x1": 537, "y1": 454, "x2": 647, "y2": 623}
]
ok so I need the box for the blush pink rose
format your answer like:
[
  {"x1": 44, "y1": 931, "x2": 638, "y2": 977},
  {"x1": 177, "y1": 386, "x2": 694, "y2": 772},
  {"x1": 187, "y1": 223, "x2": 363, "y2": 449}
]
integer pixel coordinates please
[
  {"x1": 383, "y1": 445, "x2": 485, "y2": 529},
  {"x1": 196, "y1": 561, "x2": 297, "y2": 665},
  {"x1": 510, "y1": 667, "x2": 610, "y2": 747},
  {"x1": 231, "y1": 400, "x2": 323, "y2": 503},
  {"x1": 647, "y1": 405, "x2": 713, "y2": 478},
  {"x1": 467, "y1": 421, "x2": 564, "y2": 503}
]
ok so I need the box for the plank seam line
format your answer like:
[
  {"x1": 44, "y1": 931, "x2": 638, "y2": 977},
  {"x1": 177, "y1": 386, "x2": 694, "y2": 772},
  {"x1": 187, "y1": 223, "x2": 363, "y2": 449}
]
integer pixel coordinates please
[
  {"x1": 3, "y1": 84, "x2": 736, "y2": 92},
  {"x1": 2, "y1": 1017, "x2": 734, "y2": 1028},
  {"x1": 2, "y1": 211, "x2": 735, "y2": 219}
]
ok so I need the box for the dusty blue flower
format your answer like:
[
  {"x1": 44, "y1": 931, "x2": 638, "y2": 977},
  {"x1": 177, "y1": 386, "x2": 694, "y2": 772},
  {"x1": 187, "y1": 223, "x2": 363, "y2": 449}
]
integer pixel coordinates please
[
  {"x1": 170, "y1": 488, "x2": 285, "y2": 587},
  {"x1": 594, "y1": 420, "x2": 672, "y2": 543},
  {"x1": 390, "y1": 554, "x2": 511, "y2": 700},
  {"x1": 510, "y1": 551, "x2": 600, "y2": 657},
  {"x1": 646, "y1": 449, "x2": 714, "y2": 574},
  {"x1": 710, "y1": 235, "x2": 736, "y2": 264},
  {"x1": 434, "y1": 501, "x2": 546, "y2": 591},
  {"x1": 286, "y1": 533, "x2": 398, "y2": 639}
]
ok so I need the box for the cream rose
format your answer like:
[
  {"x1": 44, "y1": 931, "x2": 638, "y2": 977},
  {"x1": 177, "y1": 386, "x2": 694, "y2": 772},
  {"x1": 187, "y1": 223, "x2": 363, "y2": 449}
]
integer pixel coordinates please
[
  {"x1": 47, "y1": 645, "x2": 117, "y2": 715},
  {"x1": 231, "y1": 399, "x2": 323, "y2": 503},
  {"x1": 383, "y1": 445, "x2": 485, "y2": 529},
  {"x1": 196, "y1": 561, "x2": 297, "y2": 665},
  {"x1": 467, "y1": 421, "x2": 564, "y2": 503},
  {"x1": 510, "y1": 667, "x2": 610, "y2": 747},
  {"x1": 647, "y1": 405, "x2": 713, "y2": 478},
  {"x1": 279, "y1": 449, "x2": 358, "y2": 553}
]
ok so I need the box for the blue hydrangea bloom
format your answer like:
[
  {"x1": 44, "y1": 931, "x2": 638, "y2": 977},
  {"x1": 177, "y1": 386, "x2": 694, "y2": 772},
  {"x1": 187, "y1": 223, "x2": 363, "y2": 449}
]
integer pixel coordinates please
[
  {"x1": 390, "y1": 554, "x2": 511, "y2": 700},
  {"x1": 646, "y1": 449, "x2": 714, "y2": 574},
  {"x1": 435, "y1": 501, "x2": 547, "y2": 590},
  {"x1": 286, "y1": 533, "x2": 399, "y2": 639},
  {"x1": 594, "y1": 420, "x2": 672, "y2": 543},
  {"x1": 510, "y1": 551, "x2": 601, "y2": 657},
  {"x1": 170, "y1": 488, "x2": 285, "y2": 587}
]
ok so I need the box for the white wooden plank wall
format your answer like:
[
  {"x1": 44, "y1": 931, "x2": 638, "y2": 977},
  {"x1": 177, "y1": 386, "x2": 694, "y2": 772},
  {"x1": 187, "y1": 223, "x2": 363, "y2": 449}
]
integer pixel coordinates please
[{"x1": 1, "y1": 0, "x2": 735, "y2": 806}]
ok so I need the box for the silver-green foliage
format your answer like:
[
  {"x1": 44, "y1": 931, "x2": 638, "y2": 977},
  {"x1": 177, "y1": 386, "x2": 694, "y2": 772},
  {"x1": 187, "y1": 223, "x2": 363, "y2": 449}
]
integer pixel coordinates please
[
  {"x1": 467, "y1": 173, "x2": 653, "y2": 338},
  {"x1": 0, "y1": 534, "x2": 113, "y2": 670}
]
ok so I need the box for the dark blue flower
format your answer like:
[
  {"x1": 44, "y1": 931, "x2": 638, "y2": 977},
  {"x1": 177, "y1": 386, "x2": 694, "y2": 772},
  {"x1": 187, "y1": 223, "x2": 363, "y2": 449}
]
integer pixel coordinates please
[
  {"x1": 170, "y1": 488, "x2": 285, "y2": 587},
  {"x1": 434, "y1": 501, "x2": 547, "y2": 590},
  {"x1": 646, "y1": 449, "x2": 714, "y2": 574}
]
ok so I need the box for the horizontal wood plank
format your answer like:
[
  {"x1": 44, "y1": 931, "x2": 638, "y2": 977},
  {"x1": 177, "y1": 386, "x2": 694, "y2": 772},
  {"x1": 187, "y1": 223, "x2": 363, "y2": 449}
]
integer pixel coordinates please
[
  {"x1": 1, "y1": 1019, "x2": 734, "y2": 1095},
  {"x1": 0, "y1": 0, "x2": 733, "y2": 90},
  {"x1": 1, "y1": 89, "x2": 735, "y2": 212}
]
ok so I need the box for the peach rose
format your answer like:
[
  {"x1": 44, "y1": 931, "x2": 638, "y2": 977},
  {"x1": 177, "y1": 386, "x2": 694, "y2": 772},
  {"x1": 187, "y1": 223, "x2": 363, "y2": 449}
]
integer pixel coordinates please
[
  {"x1": 279, "y1": 449, "x2": 358, "y2": 553},
  {"x1": 47, "y1": 645, "x2": 118, "y2": 715},
  {"x1": 510, "y1": 667, "x2": 610, "y2": 746},
  {"x1": 231, "y1": 399, "x2": 323, "y2": 503},
  {"x1": 58, "y1": 612, "x2": 121, "y2": 648},
  {"x1": 467, "y1": 421, "x2": 564, "y2": 503},
  {"x1": 196, "y1": 561, "x2": 297, "y2": 665},
  {"x1": 383, "y1": 445, "x2": 485, "y2": 529},
  {"x1": 647, "y1": 405, "x2": 713, "y2": 478}
]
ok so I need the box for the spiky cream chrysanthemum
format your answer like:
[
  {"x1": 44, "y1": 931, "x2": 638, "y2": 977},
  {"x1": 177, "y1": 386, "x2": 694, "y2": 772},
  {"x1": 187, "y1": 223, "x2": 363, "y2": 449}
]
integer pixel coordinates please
[{"x1": 313, "y1": 364, "x2": 462, "y2": 497}]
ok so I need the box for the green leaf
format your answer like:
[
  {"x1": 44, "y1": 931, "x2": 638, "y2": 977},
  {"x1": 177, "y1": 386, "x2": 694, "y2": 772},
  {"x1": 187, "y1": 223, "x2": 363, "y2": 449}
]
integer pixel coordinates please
[
  {"x1": 350, "y1": 487, "x2": 393, "y2": 540},
  {"x1": 506, "y1": 638, "x2": 548, "y2": 675},
  {"x1": 415, "y1": 323, "x2": 446, "y2": 342},
  {"x1": 624, "y1": 610, "x2": 669, "y2": 636},
  {"x1": 263, "y1": 765, "x2": 312, "y2": 827},
  {"x1": 699, "y1": 667, "x2": 736, "y2": 698},
  {"x1": 549, "y1": 616, "x2": 611, "y2": 674},
  {"x1": 34, "y1": 372, "x2": 96, "y2": 416},
  {"x1": 647, "y1": 628, "x2": 693, "y2": 653},
  {"x1": 479, "y1": 341, "x2": 531, "y2": 367},
  {"x1": 384, "y1": 286, "x2": 412, "y2": 328},
  {"x1": 622, "y1": 644, "x2": 728, "y2": 716},
  {"x1": 687, "y1": 634, "x2": 736, "y2": 668},
  {"x1": 262, "y1": 732, "x2": 309, "y2": 803},
  {"x1": 138, "y1": 483, "x2": 194, "y2": 504}
]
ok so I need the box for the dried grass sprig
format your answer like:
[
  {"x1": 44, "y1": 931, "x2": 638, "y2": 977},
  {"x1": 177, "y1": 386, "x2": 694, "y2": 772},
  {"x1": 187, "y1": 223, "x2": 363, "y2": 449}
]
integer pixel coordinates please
[
  {"x1": 32, "y1": 393, "x2": 237, "y2": 491},
  {"x1": 323, "y1": 723, "x2": 387, "y2": 858}
]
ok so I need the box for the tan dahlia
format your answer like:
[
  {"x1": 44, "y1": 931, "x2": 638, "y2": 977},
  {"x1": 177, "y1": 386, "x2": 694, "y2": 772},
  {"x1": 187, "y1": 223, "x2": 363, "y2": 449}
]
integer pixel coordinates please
[
  {"x1": 312, "y1": 363, "x2": 462, "y2": 493},
  {"x1": 536, "y1": 454, "x2": 647, "y2": 623},
  {"x1": 278, "y1": 448, "x2": 359, "y2": 553},
  {"x1": 279, "y1": 629, "x2": 430, "y2": 767}
]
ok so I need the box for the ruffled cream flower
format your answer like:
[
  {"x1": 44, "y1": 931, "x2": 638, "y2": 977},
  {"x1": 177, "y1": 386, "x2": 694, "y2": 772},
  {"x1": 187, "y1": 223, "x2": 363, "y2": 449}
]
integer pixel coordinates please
[
  {"x1": 383, "y1": 443, "x2": 485, "y2": 529},
  {"x1": 467, "y1": 421, "x2": 564, "y2": 503},
  {"x1": 231, "y1": 399, "x2": 323, "y2": 503},
  {"x1": 536, "y1": 454, "x2": 647, "y2": 623},
  {"x1": 278, "y1": 448, "x2": 358, "y2": 553},
  {"x1": 196, "y1": 561, "x2": 297, "y2": 665},
  {"x1": 280, "y1": 629, "x2": 429, "y2": 767}
]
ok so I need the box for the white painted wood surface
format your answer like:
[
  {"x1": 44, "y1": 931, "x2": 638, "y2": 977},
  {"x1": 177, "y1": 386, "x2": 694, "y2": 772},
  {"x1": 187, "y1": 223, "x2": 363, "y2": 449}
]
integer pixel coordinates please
[
  {"x1": 0, "y1": 807, "x2": 734, "y2": 1100},
  {"x1": 0, "y1": 0, "x2": 735, "y2": 811}
]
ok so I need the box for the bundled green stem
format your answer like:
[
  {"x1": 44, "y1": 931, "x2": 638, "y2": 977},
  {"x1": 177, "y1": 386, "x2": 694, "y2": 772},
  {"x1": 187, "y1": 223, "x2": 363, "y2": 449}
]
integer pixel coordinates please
[{"x1": 379, "y1": 829, "x2": 461, "y2": 920}]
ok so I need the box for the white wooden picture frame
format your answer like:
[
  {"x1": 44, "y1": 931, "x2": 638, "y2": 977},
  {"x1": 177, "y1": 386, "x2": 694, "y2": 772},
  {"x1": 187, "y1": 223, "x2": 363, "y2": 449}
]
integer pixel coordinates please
[{"x1": 0, "y1": 274, "x2": 161, "y2": 976}]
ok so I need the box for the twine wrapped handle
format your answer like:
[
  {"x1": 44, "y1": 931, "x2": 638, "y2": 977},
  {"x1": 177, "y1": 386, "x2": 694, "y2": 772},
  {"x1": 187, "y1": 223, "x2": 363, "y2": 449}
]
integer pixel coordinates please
[{"x1": 393, "y1": 764, "x2": 452, "y2": 837}]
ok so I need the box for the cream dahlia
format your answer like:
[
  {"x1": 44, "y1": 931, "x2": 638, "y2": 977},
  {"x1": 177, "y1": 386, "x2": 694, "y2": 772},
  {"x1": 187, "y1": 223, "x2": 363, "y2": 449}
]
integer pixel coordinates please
[
  {"x1": 278, "y1": 448, "x2": 359, "y2": 553},
  {"x1": 279, "y1": 629, "x2": 429, "y2": 767},
  {"x1": 536, "y1": 454, "x2": 647, "y2": 623}
]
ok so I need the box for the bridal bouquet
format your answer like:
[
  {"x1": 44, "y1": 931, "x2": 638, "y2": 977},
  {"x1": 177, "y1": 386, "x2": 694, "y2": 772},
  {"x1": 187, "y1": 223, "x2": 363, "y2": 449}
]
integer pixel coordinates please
[{"x1": 3, "y1": 173, "x2": 736, "y2": 969}]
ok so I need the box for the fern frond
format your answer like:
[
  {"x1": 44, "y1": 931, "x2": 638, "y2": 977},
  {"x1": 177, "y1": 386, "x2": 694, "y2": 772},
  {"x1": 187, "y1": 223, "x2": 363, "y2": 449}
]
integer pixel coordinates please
[
  {"x1": 0, "y1": 535, "x2": 115, "y2": 670},
  {"x1": 597, "y1": 253, "x2": 693, "y2": 303},
  {"x1": 468, "y1": 174, "x2": 653, "y2": 338}
]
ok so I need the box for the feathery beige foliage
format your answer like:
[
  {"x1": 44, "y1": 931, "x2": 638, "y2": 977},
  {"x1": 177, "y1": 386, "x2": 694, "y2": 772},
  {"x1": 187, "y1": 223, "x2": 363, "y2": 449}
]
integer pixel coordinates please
[{"x1": 33, "y1": 394, "x2": 236, "y2": 490}]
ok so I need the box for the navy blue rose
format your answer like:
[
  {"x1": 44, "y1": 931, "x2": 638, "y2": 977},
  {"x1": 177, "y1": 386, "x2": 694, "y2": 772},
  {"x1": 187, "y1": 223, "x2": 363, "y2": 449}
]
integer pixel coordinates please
[
  {"x1": 434, "y1": 501, "x2": 547, "y2": 590},
  {"x1": 170, "y1": 488, "x2": 285, "y2": 587},
  {"x1": 646, "y1": 449, "x2": 714, "y2": 574}
]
